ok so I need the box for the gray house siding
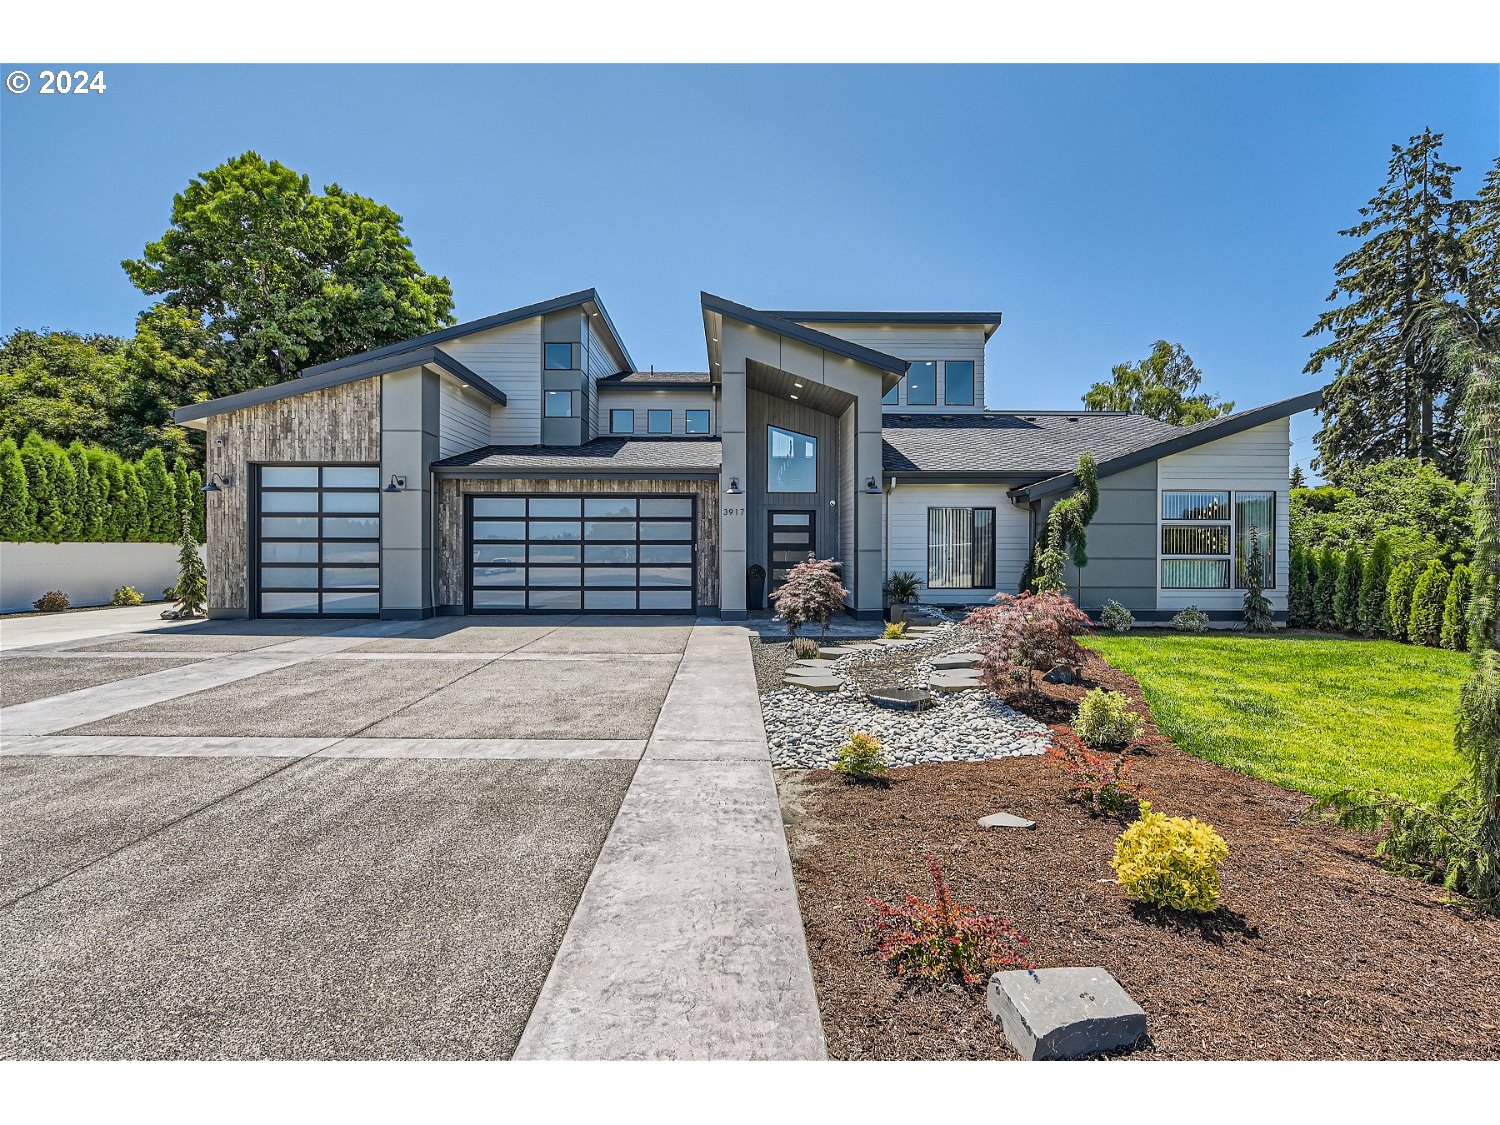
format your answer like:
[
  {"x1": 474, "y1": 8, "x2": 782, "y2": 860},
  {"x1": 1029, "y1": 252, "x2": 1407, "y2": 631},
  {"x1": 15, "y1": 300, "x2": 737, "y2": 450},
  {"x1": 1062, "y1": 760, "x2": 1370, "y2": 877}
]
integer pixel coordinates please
[{"x1": 1061, "y1": 460, "x2": 1158, "y2": 615}]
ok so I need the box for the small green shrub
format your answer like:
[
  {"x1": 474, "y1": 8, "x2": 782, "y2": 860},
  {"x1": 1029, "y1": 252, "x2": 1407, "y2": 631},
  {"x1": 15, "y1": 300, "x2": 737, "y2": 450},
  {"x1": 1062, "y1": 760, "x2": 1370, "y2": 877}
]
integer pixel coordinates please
[
  {"x1": 884, "y1": 571, "x2": 922, "y2": 605},
  {"x1": 1111, "y1": 801, "x2": 1229, "y2": 913},
  {"x1": 111, "y1": 585, "x2": 144, "y2": 607},
  {"x1": 832, "y1": 731, "x2": 887, "y2": 780},
  {"x1": 1407, "y1": 560, "x2": 1450, "y2": 647},
  {"x1": 1099, "y1": 599, "x2": 1134, "y2": 632},
  {"x1": 883, "y1": 621, "x2": 907, "y2": 639},
  {"x1": 32, "y1": 590, "x2": 70, "y2": 613},
  {"x1": 1073, "y1": 688, "x2": 1145, "y2": 748},
  {"x1": 1171, "y1": 605, "x2": 1209, "y2": 632},
  {"x1": 790, "y1": 636, "x2": 821, "y2": 660},
  {"x1": 1242, "y1": 526, "x2": 1275, "y2": 632}
]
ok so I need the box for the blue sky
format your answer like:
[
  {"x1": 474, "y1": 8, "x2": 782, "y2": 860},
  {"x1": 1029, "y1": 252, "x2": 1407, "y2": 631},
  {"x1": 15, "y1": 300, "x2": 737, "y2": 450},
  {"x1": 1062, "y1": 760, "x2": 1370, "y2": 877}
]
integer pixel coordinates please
[{"x1": 2, "y1": 64, "x2": 1496, "y2": 476}]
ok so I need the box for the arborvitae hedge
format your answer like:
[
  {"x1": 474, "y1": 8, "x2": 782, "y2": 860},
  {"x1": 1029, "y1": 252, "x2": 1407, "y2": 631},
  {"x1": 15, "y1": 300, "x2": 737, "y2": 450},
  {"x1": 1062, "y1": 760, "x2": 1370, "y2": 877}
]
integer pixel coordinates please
[
  {"x1": 1289, "y1": 546, "x2": 1315, "y2": 627},
  {"x1": 1313, "y1": 546, "x2": 1340, "y2": 630},
  {"x1": 1407, "y1": 561, "x2": 1450, "y2": 648},
  {"x1": 1386, "y1": 562, "x2": 1419, "y2": 642},
  {"x1": 1442, "y1": 564, "x2": 1473, "y2": 652},
  {"x1": 0, "y1": 432, "x2": 203, "y2": 544},
  {"x1": 1334, "y1": 546, "x2": 1363, "y2": 632},
  {"x1": 1359, "y1": 534, "x2": 1394, "y2": 636}
]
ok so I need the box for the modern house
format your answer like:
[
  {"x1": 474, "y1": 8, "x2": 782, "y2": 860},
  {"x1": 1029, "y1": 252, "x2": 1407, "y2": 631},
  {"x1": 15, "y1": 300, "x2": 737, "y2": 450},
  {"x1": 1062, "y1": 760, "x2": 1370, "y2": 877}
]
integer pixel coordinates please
[{"x1": 173, "y1": 288, "x2": 1319, "y2": 623}]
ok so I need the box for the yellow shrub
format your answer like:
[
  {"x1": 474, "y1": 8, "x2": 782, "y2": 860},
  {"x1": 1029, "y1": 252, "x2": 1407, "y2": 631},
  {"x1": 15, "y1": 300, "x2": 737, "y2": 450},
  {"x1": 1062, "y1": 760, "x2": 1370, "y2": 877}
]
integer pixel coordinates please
[
  {"x1": 1111, "y1": 801, "x2": 1229, "y2": 913},
  {"x1": 833, "y1": 731, "x2": 887, "y2": 780}
]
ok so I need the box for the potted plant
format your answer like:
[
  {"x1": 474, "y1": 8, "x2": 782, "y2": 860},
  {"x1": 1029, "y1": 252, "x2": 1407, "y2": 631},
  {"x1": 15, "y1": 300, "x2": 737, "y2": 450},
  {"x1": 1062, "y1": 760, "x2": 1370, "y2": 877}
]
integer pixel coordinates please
[
  {"x1": 746, "y1": 563, "x2": 766, "y2": 611},
  {"x1": 883, "y1": 571, "x2": 922, "y2": 623}
]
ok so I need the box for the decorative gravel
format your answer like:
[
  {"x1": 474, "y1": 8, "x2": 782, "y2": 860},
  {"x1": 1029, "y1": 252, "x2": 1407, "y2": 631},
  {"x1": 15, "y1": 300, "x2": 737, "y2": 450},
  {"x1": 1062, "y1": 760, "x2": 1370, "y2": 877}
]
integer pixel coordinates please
[{"x1": 761, "y1": 621, "x2": 1051, "y2": 769}]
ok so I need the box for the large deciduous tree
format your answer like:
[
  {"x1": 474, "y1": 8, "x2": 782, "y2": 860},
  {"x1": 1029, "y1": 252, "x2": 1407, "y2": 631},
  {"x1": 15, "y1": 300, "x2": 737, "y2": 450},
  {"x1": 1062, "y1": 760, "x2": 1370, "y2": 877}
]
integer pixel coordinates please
[
  {"x1": 1306, "y1": 130, "x2": 1471, "y2": 480},
  {"x1": 1082, "y1": 340, "x2": 1233, "y2": 425},
  {"x1": 122, "y1": 151, "x2": 456, "y2": 392}
]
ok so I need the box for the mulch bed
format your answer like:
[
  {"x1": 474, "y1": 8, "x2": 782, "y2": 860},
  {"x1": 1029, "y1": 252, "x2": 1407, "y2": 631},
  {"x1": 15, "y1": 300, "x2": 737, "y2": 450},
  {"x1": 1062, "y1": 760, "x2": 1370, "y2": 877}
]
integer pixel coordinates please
[{"x1": 777, "y1": 649, "x2": 1500, "y2": 1060}]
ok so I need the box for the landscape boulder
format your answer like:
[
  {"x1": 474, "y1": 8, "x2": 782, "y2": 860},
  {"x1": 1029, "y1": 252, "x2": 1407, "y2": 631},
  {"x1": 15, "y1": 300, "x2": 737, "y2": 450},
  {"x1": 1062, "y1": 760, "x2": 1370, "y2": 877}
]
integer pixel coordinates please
[{"x1": 987, "y1": 967, "x2": 1146, "y2": 1060}]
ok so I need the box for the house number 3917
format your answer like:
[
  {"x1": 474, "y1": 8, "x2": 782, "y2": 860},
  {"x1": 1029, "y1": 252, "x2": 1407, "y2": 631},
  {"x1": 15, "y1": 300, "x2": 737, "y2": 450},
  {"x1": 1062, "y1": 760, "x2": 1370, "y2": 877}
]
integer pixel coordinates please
[{"x1": 722, "y1": 507, "x2": 744, "y2": 517}]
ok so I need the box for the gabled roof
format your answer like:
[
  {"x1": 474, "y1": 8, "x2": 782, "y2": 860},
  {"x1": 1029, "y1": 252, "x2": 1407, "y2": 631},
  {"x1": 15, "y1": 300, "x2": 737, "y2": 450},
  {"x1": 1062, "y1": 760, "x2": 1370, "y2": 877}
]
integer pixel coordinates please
[
  {"x1": 596, "y1": 370, "x2": 711, "y2": 388},
  {"x1": 300, "y1": 287, "x2": 634, "y2": 379},
  {"x1": 770, "y1": 309, "x2": 1004, "y2": 340},
  {"x1": 1012, "y1": 390, "x2": 1324, "y2": 500},
  {"x1": 700, "y1": 292, "x2": 910, "y2": 377},
  {"x1": 431, "y1": 436, "x2": 722, "y2": 476},
  {"x1": 173, "y1": 345, "x2": 502, "y2": 426},
  {"x1": 882, "y1": 412, "x2": 1179, "y2": 477}
]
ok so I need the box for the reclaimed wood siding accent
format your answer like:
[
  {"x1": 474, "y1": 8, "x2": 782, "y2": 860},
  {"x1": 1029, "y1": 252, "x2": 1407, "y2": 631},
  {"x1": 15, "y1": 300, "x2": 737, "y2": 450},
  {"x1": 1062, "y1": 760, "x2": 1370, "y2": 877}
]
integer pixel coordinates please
[
  {"x1": 205, "y1": 377, "x2": 381, "y2": 613},
  {"x1": 435, "y1": 476, "x2": 720, "y2": 609}
]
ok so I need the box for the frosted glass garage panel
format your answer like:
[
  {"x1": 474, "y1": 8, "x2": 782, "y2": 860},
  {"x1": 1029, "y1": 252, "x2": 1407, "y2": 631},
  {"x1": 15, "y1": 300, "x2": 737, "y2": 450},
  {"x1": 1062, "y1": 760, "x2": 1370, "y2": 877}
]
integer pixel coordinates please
[
  {"x1": 639, "y1": 590, "x2": 691, "y2": 609},
  {"x1": 261, "y1": 466, "x2": 319, "y2": 488},
  {"x1": 639, "y1": 498, "x2": 693, "y2": 518},
  {"x1": 322, "y1": 466, "x2": 380, "y2": 488},
  {"x1": 261, "y1": 591, "x2": 319, "y2": 614}
]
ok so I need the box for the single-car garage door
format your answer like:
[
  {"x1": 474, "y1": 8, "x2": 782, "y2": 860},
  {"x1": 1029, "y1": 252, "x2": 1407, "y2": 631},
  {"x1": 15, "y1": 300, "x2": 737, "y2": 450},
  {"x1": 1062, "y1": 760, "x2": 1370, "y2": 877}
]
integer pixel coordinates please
[
  {"x1": 255, "y1": 464, "x2": 381, "y2": 617},
  {"x1": 467, "y1": 494, "x2": 696, "y2": 613}
]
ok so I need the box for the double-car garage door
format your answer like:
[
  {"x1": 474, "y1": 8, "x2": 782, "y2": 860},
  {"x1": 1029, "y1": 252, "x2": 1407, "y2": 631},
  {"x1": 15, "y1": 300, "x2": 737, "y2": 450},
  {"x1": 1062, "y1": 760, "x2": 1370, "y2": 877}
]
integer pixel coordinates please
[{"x1": 467, "y1": 493, "x2": 696, "y2": 613}]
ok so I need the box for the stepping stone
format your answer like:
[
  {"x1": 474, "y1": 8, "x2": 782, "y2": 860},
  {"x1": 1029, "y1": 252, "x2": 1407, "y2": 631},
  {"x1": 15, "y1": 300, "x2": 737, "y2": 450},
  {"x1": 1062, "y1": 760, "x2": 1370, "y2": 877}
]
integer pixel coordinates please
[
  {"x1": 784, "y1": 674, "x2": 841, "y2": 691},
  {"x1": 978, "y1": 812, "x2": 1036, "y2": 830},
  {"x1": 873, "y1": 637, "x2": 920, "y2": 647},
  {"x1": 931, "y1": 652, "x2": 982, "y2": 670},
  {"x1": 817, "y1": 646, "x2": 862, "y2": 658},
  {"x1": 931, "y1": 672, "x2": 983, "y2": 691},
  {"x1": 987, "y1": 967, "x2": 1147, "y2": 1061},
  {"x1": 785, "y1": 664, "x2": 837, "y2": 677},
  {"x1": 792, "y1": 658, "x2": 833, "y2": 669}
]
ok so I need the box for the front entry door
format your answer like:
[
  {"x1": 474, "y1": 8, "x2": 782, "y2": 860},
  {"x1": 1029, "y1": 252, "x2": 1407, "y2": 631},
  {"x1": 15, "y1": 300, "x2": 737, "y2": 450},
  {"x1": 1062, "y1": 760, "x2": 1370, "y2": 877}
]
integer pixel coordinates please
[{"x1": 768, "y1": 510, "x2": 815, "y2": 590}]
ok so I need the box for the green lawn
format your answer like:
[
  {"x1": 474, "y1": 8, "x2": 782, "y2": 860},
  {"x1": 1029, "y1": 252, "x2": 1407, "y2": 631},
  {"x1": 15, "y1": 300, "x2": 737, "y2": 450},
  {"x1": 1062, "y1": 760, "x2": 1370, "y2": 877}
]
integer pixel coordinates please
[{"x1": 1084, "y1": 632, "x2": 1470, "y2": 804}]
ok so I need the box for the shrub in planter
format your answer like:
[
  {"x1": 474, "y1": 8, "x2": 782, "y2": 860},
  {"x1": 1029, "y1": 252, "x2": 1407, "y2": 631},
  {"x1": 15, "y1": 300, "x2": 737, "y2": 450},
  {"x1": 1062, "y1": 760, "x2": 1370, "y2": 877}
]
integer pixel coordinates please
[
  {"x1": 1171, "y1": 605, "x2": 1209, "y2": 632},
  {"x1": 867, "y1": 856, "x2": 1032, "y2": 986},
  {"x1": 1073, "y1": 688, "x2": 1144, "y2": 749},
  {"x1": 769, "y1": 554, "x2": 848, "y2": 639},
  {"x1": 111, "y1": 585, "x2": 144, "y2": 607},
  {"x1": 32, "y1": 590, "x2": 70, "y2": 613},
  {"x1": 1441, "y1": 564, "x2": 1472, "y2": 652},
  {"x1": 884, "y1": 570, "x2": 921, "y2": 606},
  {"x1": 1385, "y1": 561, "x2": 1419, "y2": 642},
  {"x1": 965, "y1": 591, "x2": 1089, "y2": 696},
  {"x1": 1048, "y1": 738, "x2": 1144, "y2": 816},
  {"x1": 746, "y1": 563, "x2": 766, "y2": 611},
  {"x1": 832, "y1": 731, "x2": 887, "y2": 780},
  {"x1": 1407, "y1": 560, "x2": 1450, "y2": 648},
  {"x1": 882, "y1": 621, "x2": 907, "y2": 639},
  {"x1": 790, "y1": 636, "x2": 821, "y2": 660},
  {"x1": 1111, "y1": 801, "x2": 1229, "y2": 913},
  {"x1": 1099, "y1": 599, "x2": 1134, "y2": 633}
]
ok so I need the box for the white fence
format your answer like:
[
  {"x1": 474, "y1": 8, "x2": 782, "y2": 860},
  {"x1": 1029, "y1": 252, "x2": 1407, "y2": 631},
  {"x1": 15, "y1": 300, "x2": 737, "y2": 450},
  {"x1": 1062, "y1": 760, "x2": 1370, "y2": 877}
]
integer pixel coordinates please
[{"x1": 0, "y1": 541, "x2": 205, "y2": 613}]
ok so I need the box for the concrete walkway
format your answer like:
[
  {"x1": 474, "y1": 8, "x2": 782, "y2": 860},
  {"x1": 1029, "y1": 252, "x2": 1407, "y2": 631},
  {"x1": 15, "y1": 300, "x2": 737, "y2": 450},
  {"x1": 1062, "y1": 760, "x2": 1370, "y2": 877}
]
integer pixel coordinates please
[
  {"x1": 514, "y1": 625, "x2": 826, "y2": 1060},
  {"x1": 0, "y1": 604, "x2": 199, "y2": 652}
]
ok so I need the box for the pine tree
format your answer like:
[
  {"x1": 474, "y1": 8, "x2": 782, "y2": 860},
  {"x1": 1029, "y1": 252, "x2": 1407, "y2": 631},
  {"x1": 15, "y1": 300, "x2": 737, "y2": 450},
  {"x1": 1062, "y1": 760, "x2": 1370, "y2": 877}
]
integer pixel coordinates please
[
  {"x1": 1386, "y1": 561, "x2": 1419, "y2": 642},
  {"x1": 1408, "y1": 560, "x2": 1450, "y2": 646},
  {"x1": 1334, "y1": 546, "x2": 1363, "y2": 631},
  {"x1": 1290, "y1": 464, "x2": 1307, "y2": 489},
  {"x1": 167, "y1": 510, "x2": 207, "y2": 618},
  {"x1": 1313, "y1": 546, "x2": 1340, "y2": 629},
  {"x1": 137, "y1": 447, "x2": 176, "y2": 540},
  {"x1": 1442, "y1": 563, "x2": 1473, "y2": 651},
  {"x1": 0, "y1": 437, "x2": 28, "y2": 541},
  {"x1": 1463, "y1": 157, "x2": 1500, "y2": 333},
  {"x1": 1359, "y1": 534, "x2": 1395, "y2": 635},
  {"x1": 1306, "y1": 130, "x2": 1471, "y2": 479},
  {"x1": 1242, "y1": 525, "x2": 1274, "y2": 631}
]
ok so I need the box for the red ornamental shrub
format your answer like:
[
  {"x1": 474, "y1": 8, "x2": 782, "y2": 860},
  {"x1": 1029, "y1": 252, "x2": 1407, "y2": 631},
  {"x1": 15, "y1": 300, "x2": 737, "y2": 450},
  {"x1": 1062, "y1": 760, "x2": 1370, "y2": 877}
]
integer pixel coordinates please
[
  {"x1": 1047, "y1": 734, "x2": 1145, "y2": 817},
  {"x1": 868, "y1": 856, "x2": 1032, "y2": 987},
  {"x1": 769, "y1": 554, "x2": 849, "y2": 639},
  {"x1": 965, "y1": 591, "x2": 1090, "y2": 695}
]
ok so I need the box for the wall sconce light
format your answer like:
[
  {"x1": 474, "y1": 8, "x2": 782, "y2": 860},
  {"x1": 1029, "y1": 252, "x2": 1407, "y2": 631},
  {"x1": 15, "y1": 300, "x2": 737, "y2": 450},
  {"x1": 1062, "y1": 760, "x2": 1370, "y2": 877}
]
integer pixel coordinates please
[
  {"x1": 201, "y1": 473, "x2": 234, "y2": 493},
  {"x1": 865, "y1": 477, "x2": 882, "y2": 494},
  {"x1": 725, "y1": 477, "x2": 744, "y2": 495},
  {"x1": 383, "y1": 474, "x2": 408, "y2": 493}
]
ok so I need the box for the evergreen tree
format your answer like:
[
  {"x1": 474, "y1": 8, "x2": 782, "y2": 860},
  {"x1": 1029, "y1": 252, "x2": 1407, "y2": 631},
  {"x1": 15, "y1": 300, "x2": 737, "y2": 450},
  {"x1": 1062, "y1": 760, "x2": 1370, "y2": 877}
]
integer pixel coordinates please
[
  {"x1": 0, "y1": 437, "x2": 27, "y2": 540},
  {"x1": 1313, "y1": 546, "x2": 1340, "y2": 629},
  {"x1": 1306, "y1": 130, "x2": 1470, "y2": 479},
  {"x1": 167, "y1": 510, "x2": 207, "y2": 618},
  {"x1": 50, "y1": 443, "x2": 81, "y2": 540},
  {"x1": 137, "y1": 447, "x2": 176, "y2": 540},
  {"x1": 172, "y1": 456, "x2": 193, "y2": 522},
  {"x1": 1386, "y1": 561, "x2": 1419, "y2": 642},
  {"x1": 1242, "y1": 525, "x2": 1274, "y2": 632},
  {"x1": 1334, "y1": 546, "x2": 1363, "y2": 631},
  {"x1": 120, "y1": 462, "x2": 148, "y2": 542},
  {"x1": 188, "y1": 467, "x2": 206, "y2": 541},
  {"x1": 1408, "y1": 560, "x2": 1450, "y2": 647},
  {"x1": 1359, "y1": 534, "x2": 1395, "y2": 635},
  {"x1": 1442, "y1": 563, "x2": 1473, "y2": 651},
  {"x1": 1288, "y1": 546, "x2": 1312, "y2": 627},
  {"x1": 1290, "y1": 464, "x2": 1307, "y2": 489},
  {"x1": 1463, "y1": 157, "x2": 1500, "y2": 333},
  {"x1": 20, "y1": 434, "x2": 59, "y2": 542},
  {"x1": 67, "y1": 440, "x2": 97, "y2": 541},
  {"x1": 98, "y1": 452, "x2": 127, "y2": 541}
]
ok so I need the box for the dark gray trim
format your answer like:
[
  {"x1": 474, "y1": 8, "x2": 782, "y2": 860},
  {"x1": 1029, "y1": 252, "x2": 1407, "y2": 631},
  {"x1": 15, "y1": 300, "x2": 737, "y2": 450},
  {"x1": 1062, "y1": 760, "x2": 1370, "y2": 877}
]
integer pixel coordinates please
[
  {"x1": 432, "y1": 468, "x2": 720, "y2": 481},
  {"x1": 437, "y1": 604, "x2": 466, "y2": 617},
  {"x1": 300, "y1": 287, "x2": 635, "y2": 379},
  {"x1": 888, "y1": 471, "x2": 1049, "y2": 485},
  {"x1": 380, "y1": 607, "x2": 436, "y2": 621},
  {"x1": 845, "y1": 606, "x2": 886, "y2": 622},
  {"x1": 173, "y1": 346, "x2": 505, "y2": 424},
  {"x1": 700, "y1": 292, "x2": 910, "y2": 377},
  {"x1": 720, "y1": 609, "x2": 749, "y2": 621},
  {"x1": 769, "y1": 310, "x2": 1004, "y2": 340},
  {"x1": 1014, "y1": 391, "x2": 1325, "y2": 502}
]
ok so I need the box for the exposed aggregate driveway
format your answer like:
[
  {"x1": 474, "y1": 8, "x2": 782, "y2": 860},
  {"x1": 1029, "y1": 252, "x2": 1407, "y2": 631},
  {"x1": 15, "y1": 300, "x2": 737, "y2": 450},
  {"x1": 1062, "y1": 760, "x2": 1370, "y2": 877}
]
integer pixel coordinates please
[{"x1": 0, "y1": 614, "x2": 691, "y2": 1058}]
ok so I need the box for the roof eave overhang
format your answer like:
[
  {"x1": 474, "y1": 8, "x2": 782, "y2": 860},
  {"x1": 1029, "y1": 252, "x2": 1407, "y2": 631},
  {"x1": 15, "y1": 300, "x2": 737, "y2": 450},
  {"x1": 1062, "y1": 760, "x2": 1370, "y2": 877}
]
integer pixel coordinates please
[
  {"x1": 884, "y1": 470, "x2": 1052, "y2": 484},
  {"x1": 431, "y1": 466, "x2": 720, "y2": 480},
  {"x1": 700, "y1": 292, "x2": 909, "y2": 389},
  {"x1": 771, "y1": 310, "x2": 1005, "y2": 341},
  {"x1": 595, "y1": 382, "x2": 712, "y2": 392}
]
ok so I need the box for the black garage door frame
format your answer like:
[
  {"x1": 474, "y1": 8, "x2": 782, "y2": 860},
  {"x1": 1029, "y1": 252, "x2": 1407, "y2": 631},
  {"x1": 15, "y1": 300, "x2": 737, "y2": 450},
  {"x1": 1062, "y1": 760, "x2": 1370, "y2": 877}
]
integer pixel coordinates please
[
  {"x1": 464, "y1": 491, "x2": 698, "y2": 615},
  {"x1": 251, "y1": 462, "x2": 383, "y2": 619}
]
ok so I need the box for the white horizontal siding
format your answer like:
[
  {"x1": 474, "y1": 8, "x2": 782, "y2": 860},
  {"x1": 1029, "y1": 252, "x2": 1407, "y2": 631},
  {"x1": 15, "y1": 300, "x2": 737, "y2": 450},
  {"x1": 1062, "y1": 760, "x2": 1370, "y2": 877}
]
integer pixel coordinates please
[
  {"x1": 596, "y1": 389, "x2": 716, "y2": 436},
  {"x1": 437, "y1": 374, "x2": 492, "y2": 458},
  {"x1": 885, "y1": 482, "x2": 1030, "y2": 605},
  {"x1": 799, "y1": 323, "x2": 988, "y2": 413},
  {"x1": 435, "y1": 318, "x2": 542, "y2": 445},
  {"x1": 1156, "y1": 419, "x2": 1291, "y2": 612}
]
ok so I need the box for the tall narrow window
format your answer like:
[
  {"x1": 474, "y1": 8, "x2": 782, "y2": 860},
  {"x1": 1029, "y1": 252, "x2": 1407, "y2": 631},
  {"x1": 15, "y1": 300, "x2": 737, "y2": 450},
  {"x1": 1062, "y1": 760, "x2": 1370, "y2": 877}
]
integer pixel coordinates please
[
  {"x1": 647, "y1": 408, "x2": 672, "y2": 434},
  {"x1": 1160, "y1": 490, "x2": 1231, "y2": 588},
  {"x1": 609, "y1": 408, "x2": 634, "y2": 434},
  {"x1": 1235, "y1": 491, "x2": 1277, "y2": 589},
  {"x1": 906, "y1": 361, "x2": 937, "y2": 405},
  {"x1": 767, "y1": 426, "x2": 816, "y2": 493},
  {"x1": 927, "y1": 507, "x2": 995, "y2": 589},
  {"x1": 944, "y1": 360, "x2": 975, "y2": 406}
]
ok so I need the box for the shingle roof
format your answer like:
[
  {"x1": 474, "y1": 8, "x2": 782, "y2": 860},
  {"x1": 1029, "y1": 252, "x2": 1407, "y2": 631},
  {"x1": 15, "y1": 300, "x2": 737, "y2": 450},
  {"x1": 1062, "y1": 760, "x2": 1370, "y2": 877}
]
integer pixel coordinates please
[
  {"x1": 432, "y1": 437, "x2": 722, "y2": 474},
  {"x1": 881, "y1": 412, "x2": 1180, "y2": 476},
  {"x1": 596, "y1": 370, "x2": 711, "y2": 387}
]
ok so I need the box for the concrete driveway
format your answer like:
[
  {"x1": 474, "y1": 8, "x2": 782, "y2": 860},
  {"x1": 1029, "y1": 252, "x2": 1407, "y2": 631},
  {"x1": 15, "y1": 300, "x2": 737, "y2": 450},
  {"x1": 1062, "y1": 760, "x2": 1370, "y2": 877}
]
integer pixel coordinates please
[{"x1": 0, "y1": 611, "x2": 823, "y2": 1059}]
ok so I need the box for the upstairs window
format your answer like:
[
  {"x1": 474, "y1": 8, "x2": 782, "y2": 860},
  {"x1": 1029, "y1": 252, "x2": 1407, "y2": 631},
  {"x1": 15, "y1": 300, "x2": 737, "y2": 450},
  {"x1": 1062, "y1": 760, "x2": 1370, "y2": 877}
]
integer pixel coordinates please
[
  {"x1": 906, "y1": 361, "x2": 937, "y2": 405},
  {"x1": 544, "y1": 390, "x2": 574, "y2": 418},
  {"x1": 685, "y1": 409, "x2": 711, "y2": 434},
  {"x1": 768, "y1": 425, "x2": 816, "y2": 493},
  {"x1": 944, "y1": 360, "x2": 975, "y2": 406},
  {"x1": 544, "y1": 342, "x2": 575, "y2": 370},
  {"x1": 648, "y1": 409, "x2": 672, "y2": 435},
  {"x1": 609, "y1": 408, "x2": 634, "y2": 434}
]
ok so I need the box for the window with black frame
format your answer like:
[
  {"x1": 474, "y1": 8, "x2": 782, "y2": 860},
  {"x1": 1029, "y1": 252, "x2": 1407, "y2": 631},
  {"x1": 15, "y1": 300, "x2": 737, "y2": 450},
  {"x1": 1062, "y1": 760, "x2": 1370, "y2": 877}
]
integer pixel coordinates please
[
  {"x1": 256, "y1": 465, "x2": 381, "y2": 616},
  {"x1": 1160, "y1": 490, "x2": 1232, "y2": 589},
  {"x1": 927, "y1": 507, "x2": 995, "y2": 589}
]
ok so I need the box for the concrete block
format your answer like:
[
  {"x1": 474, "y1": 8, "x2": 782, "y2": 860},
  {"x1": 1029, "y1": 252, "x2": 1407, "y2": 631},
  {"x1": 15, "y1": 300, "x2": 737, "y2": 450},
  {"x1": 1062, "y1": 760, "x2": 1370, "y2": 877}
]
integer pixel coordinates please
[{"x1": 987, "y1": 967, "x2": 1146, "y2": 1060}]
